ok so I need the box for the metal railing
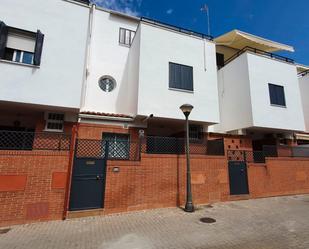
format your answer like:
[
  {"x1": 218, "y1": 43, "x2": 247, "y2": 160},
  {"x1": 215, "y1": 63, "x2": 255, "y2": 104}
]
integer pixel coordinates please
[
  {"x1": 223, "y1": 46, "x2": 294, "y2": 67},
  {"x1": 227, "y1": 150, "x2": 266, "y2": 163},
  {"x1": 228, "y1": 145, "x2": 309, "y2": 163},
  {"x1": 141, "y1": 17, "x2": 213, "y2": 41},
  {"x1": 74, "y1": 136, "x2": 225, "y2": 161},
  {"x1": 298, "y1": 69, "x2": 309, "y2": 77},
  {"x1": 75, "y1": 138, "x2": 141, "y2": 161},
  {"x1": 142, "y1": 136, "x2": 224, "y2": 156},
  {"x1": 0, "y1": 130, "x2": 71, "y2": 151}
]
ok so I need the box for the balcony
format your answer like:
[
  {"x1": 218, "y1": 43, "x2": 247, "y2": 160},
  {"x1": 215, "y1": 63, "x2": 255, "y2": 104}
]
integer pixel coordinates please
[
  {"x1": 223, "y1": 46, "x2": 294, "y2": 67},
  {"x1": 214, "y1": 49, "x2": 305, "y2": 133}
]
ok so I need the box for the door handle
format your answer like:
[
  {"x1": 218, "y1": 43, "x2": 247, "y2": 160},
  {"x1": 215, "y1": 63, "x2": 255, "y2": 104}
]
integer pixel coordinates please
[{"x1": 96, "y1": 175, "x2": 100, "y2": 180}]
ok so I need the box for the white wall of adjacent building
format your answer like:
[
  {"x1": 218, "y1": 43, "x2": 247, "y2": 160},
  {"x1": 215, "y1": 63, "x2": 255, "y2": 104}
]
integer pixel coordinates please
[
  {"x1": 211, "y1": 53, "x2": 253, "y2": 132},
  {"x1": 299, "y1": 74, "x2": 309, "y2": 132},
  {"x1": 212, "y1": 52, "x2": 306, "y2": 133},
  {"x1": 135, "y1": 22, "x2": 220, "y2": 123},
  {"x1": 0, "y1": 0, "x2": 89, "y2": 110},
  {"x1": 247, "y1": 53, "x2": 305, "y2": 132},
  {"x1": 83, "y1": 9, "x2": 220, "y2": 124},
  {"x1": 81, "y1": 8, "x2": 139, "y2": 115}
]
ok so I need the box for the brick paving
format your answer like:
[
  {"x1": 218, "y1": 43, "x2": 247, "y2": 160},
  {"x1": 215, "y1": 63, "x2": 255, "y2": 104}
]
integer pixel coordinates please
[{"x1": 1, "y1": 195, "x2": 309, "y2": 249}]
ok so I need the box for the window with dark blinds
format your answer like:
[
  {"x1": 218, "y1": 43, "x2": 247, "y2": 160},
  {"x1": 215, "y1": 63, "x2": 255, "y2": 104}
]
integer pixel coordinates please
[
  {"x1": 169, "y1": 62, "x2": 193, "y2": 91},
  {"x1": 268, "y1": 83, "x2": 286, "y2": 107}
]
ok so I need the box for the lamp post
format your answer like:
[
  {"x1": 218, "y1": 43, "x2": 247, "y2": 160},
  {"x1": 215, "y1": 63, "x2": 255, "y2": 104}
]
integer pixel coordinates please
[{"x1": 180, "y1": 104, "x2": 194, "y2": 212}]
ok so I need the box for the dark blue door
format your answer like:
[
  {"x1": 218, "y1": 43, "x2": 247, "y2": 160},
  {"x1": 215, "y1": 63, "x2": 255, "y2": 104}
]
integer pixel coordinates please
[
  {"x1": 69, "y1": 158, "x2": 106, "y2": 211},
  {"x1": 228, "y1": 161, "x2": 249, "y2": 195}
]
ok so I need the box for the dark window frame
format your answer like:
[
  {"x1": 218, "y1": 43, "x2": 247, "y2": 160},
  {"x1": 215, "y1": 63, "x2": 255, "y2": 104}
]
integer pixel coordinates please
[
  {"x1": 189, "y1": 124, "x2": 204, "y2": 142},
  {"x1": 119, "y1": 27, "x2": 135, "y2": 47},
  {"x1": 169, "y1": 62, "x2": 194, "y2": 92},
  {"x1": 0, "y1": 21, "x2": 44, "y2": 66},
  {"x1": 102, "y1": 132, "x2": 130, "y2": 160},
  {"x1": 268, "y1": 83, "x2": 286, "y2": 107}
]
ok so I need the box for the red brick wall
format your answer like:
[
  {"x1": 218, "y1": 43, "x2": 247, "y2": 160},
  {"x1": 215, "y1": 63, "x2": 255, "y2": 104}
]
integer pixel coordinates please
[
  {"x1": 77, "y1": 123, "x2": 139, "y2": 140},
  {"x1": 0, "y1": 151, "x2": 69, "y2": 227},
  {"x1": 248, "y1": 158, "x2": 309, "y2": 198},
  {"x1": 104, "y1": 154, "x2": 229, "y2": 214}
]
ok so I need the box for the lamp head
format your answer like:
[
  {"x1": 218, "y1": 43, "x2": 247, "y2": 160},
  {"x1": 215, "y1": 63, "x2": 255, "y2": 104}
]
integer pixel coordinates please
[{"x1": 180, "y1": 104, "x2": 194, "y2": 117}]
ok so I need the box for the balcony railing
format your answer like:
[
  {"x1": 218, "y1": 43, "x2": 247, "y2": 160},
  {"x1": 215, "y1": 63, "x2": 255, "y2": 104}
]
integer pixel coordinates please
[
  {"x1": 140, "y1": 17, "x2": 213, "y2": 41},
  {"x1": 223, "y1": 46, "x2": 294, "y2": 67},
  {"x1": 0, "y1": 130, "x2": 71, "y2": 151},
  {"x1": 298, "y1": 69, "x2": 309, "y2": 77}
]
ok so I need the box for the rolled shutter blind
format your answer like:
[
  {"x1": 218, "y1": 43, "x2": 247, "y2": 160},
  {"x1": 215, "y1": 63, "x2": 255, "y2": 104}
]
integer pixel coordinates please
[
  {"x1": 6, "y1": 32, "x2": 36, "y2": 52},
  {"x1": 0, "y1": 21, "x2": 8, "y2": 59},
  {"x1": 34, "y1": 30, "x2": 44, "y2": 66}
]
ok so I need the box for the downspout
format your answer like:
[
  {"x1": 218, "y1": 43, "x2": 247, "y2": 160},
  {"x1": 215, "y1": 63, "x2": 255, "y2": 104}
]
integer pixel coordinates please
[
  {"x1": 80, "y1": 3, "x2": 95, "y2": 111},
  {"x1": 62, "y1": 125, "x2": 78, "y2": 220},
  {"x1": 203, "y1": 38, "x2": 207, "y2": 71}
]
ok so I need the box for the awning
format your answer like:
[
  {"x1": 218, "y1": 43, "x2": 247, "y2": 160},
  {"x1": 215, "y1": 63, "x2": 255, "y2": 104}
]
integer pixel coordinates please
[
  {"x1": 295, "y1": 133, "x2": 309, "y2": 141},
  {"x1": 215, "y1": 30, "x2": 294, "y2": 52},
  {"x1": 296, "y1": 64, "x2": 309, "y2": 74}
]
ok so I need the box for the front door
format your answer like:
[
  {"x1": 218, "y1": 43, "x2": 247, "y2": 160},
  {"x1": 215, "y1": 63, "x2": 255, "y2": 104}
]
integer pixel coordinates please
[
  {"x1": 228, "y1": 161, "x2": 249, "y2": 195},
  {"x1": 69, "y1": 157, "x2": 106, "y2": 211}
]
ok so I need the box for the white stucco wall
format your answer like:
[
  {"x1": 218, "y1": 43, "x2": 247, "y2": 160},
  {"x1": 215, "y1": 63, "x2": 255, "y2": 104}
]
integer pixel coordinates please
[
  {"x1": 82, "y1": 8, "x2": 139, "y2": 115},
  {"x1": 247, "y1": 53, "x2": 305, "y2": 132},
  {"x1": 211, "y1": 53, "x2": 253, "y2": 132},
  {"x1": 212, "y1": 52, "x2": 305, "y2": 133},
  {"x1": 298, "y1": 74, "x2": 309, "y2": 132},
  {"x1": 136, "y1": 22, "x2": 220, "y2": 123},
  {"x1": 0, "y1": 0, "x2": 89, "y2": 110}
]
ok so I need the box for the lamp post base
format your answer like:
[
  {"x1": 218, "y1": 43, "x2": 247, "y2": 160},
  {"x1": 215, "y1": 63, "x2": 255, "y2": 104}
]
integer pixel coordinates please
[{"x1": 184, "y1": 202, "x2": 195, "y2": 212}]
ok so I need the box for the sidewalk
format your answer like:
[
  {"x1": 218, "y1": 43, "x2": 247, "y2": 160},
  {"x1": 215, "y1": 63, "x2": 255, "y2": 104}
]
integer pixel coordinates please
[{"x1": 1, "y1": 195, "x2": 309, "y2": 249}]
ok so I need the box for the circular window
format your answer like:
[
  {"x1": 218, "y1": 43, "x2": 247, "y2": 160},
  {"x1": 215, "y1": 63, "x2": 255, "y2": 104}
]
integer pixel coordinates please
[{"x1": 98, "y1": 76, "x2": 116, "y2": 92}]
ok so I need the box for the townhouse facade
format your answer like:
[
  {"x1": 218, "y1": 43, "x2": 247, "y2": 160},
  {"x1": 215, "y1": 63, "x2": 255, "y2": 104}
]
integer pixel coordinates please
[{"x1": 0, "y1": 0, "x2": 309, "y2": 226}]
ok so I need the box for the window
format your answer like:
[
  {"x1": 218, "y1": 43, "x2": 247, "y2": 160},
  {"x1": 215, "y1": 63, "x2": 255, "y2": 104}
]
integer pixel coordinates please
[
  {"x1": 0, "y1": 21, "x2": 44, "y2": 66},
  {"x1": 102, "y1": 133, "x2": 130, "y2": 159},
  {"x1": 119, "y1": 28, "x2": 135, "y2": 46},
  {"x1": 169, "y1": 62, "x2": 193, "y2": 91},
  {"x1": 98, "y1": 76, "x2": 116, "y2": 92},
  {"x1": 189, "y1": 125, "x2": 203, "y2": 141},
  {"x1": 268, "y1": 83, "x2": 286, "y2": 107},
  {"x1": 4, "y1": 48, "x2": 34, "y2": 64},
  {"x1": 45, "y1": 113, "x2": 64, "y2": 132}
]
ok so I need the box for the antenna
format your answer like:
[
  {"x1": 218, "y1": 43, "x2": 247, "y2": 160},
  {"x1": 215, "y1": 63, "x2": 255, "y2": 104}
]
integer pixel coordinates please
[{"x1": 200, "y1": 4, "x2": 210, "y2": 36}]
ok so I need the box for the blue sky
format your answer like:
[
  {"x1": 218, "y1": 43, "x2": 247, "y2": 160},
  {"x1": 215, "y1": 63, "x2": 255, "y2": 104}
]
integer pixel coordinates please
[{"x1": 92, "y1": 0, "x2": 309, "y2": 65}]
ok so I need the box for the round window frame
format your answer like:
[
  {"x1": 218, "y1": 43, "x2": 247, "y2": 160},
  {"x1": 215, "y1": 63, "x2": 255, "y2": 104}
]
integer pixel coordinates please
[{"x1": 98, "y1": 75, "x2": 117, "y2": 92}]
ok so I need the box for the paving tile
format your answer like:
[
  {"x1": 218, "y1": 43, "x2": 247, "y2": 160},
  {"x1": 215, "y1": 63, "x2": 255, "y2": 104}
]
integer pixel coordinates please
[{"x1": 0, "y1": 195, "x2": 309, "y2": 249}]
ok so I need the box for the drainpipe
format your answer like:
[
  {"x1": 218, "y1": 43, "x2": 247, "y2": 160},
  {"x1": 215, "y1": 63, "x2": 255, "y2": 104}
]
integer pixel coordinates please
[
  {"x1": 203, "y1": 39, "x2": 207, "y2": 71},
  {"x1": 79, "y1": 3, "x2": 95, "y2": 111},
  {"x1": 62, "y1": 125, "x2": 78, "y2": 220}
]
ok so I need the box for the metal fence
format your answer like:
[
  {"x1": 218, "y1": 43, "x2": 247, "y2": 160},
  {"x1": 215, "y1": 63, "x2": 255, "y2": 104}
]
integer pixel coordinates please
[
  {"x1": 74, "y1": 136, "x2": 225, "y2": 161},
  {"x1": 228, "y1": 145, "x2": 309, "y2": 163},
  {"x1": 0, "y1": 130, "x2": 71, "y2": 151},
  {"x1": 75, "y1": 138, "x2": 141, "y2": 161},
  {"x1": 141, "y1": 136, "x2": 224, "y2": 156}
]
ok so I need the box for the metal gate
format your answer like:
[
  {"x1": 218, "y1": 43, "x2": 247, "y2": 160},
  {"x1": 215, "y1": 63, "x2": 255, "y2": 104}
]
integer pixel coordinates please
[
  {"x1": 69, "y1": 139, "x2": 108, "y2": 211},
  {"x1": 228, "y1": 161, "x2": 249, "y2": 195}
]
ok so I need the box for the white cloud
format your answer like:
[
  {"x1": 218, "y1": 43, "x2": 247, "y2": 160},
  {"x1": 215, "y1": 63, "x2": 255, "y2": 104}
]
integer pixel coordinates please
[
  {"x1": 91, "y1": 0, "x2": 141, "y2": 16},
  {"x1": 166, "y1": 8, "x2": 173, "y2": 15}
]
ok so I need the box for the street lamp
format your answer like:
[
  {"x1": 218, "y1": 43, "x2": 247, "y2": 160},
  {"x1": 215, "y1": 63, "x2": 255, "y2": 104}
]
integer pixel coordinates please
[{"x1": 180, "y1": 104, "x2": 195, "y2": 212}]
